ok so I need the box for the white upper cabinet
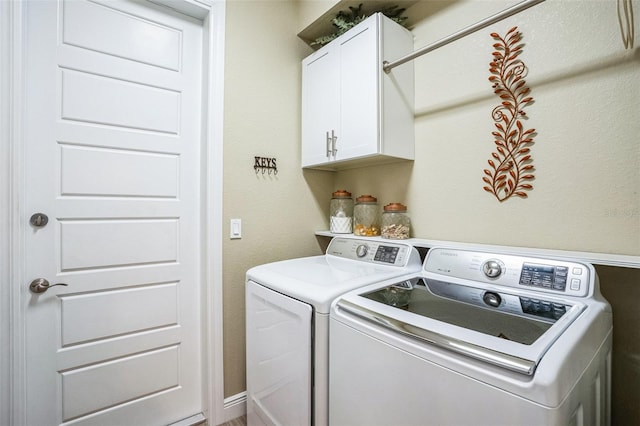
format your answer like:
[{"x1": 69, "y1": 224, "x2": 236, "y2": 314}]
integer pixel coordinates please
[{"x1": 301, "y1": 13, "x2": 415, "y2": 170}]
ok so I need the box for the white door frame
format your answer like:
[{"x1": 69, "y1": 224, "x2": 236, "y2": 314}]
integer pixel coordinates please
[{"x1": 0, "y1": 0, "x2": 226, "y2": 424}]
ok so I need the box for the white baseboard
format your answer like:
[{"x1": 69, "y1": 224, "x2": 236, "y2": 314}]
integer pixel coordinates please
[
  {"x1": 223, "y1": 391, "x2": 246, "y2": 423},
  {"x1": 169, "y1": 413, "x2": 206, "y2": 426}
]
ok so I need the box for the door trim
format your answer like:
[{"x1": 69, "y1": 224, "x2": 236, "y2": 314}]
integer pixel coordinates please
[
  {"x1": 0, "y1": 1, "x2": 226, "y2": 424},
  {"x1": 1, "y1": 1, "x2": 27, "y2": 424}
]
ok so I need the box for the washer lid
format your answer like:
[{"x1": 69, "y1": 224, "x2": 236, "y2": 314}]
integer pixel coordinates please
[{"x1": 334, "y1": 277, "x2": 590, "y2": 376}]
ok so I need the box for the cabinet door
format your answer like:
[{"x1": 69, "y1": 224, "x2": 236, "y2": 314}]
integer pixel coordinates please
[
  {"x1": 301, "y1": 49, "x2": 340, "y2": 168},
  {"x1": 336, "y1": 18, "x2": 379, "y2": 161}
]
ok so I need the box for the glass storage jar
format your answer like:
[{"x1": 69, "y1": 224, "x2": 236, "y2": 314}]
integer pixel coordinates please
[
  {"x1": 381, "y1": 203, "x2": 410, "y2": 239},
  {"x1": 354, "y1": 195, "x2": 380, "y2": 236},
  {"x1": 329, "y1": 190, "x2": 354, "y2": 234}
]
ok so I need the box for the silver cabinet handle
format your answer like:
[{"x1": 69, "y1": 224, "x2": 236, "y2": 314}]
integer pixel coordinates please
[
  {"x1": 326, "y1": 130, "x2": 338, "y2": 159},
  {"x1": 326, "y1": 131, "x2": 332, "y2": 158},
  {"x1": 29, "y1": 278, "x2": 68, "y2": 294},
  {"x1": 331, "y1": 130, "x2": 338, "y2": 156}
]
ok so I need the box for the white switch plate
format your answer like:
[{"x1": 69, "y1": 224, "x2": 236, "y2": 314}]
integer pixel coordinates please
[{"x1": 230, "y1": 218, "x2": 242, "y2": 239}]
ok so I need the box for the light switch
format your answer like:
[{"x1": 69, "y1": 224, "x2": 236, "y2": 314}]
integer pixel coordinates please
[{"x1": 230, "y1": 218, "x2": 242, "y2": 239}]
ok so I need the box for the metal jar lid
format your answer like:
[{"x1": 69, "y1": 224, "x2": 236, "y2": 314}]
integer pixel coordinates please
[
  {"x1": 384, "y1": 203, "x2": 407, "y2": 212},
  {"x1": 356, "y1": 195, "x2": 377, "y2": 203},
  {"x1": 332, "y1": 189, "x2": 352, "y2": 198}
]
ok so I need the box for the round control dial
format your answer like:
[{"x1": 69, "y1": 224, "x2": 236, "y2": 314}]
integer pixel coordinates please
[
  {"x1": 482, "y1": 291, "x2": 502, "y2": 307},
  {"x1": 482, "y1": 259, "x2": 504, "y2": 278},
  {"x1": 355, "y1": 244, "x2": 369, "y2": 258}
]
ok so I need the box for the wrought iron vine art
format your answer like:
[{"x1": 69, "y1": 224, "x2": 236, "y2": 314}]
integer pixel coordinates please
[{"x1": 483, "y1": 27, "x2": 536, "y2": 202}]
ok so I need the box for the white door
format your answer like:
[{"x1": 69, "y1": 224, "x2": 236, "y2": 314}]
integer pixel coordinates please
[{"x1": 23, "y1": 1, "x2": 203, "y2": 424}]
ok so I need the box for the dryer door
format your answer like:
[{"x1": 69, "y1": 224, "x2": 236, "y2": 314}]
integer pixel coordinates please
[{"x1": 246, "y1": 281, "x2": 313, "y2": 426}]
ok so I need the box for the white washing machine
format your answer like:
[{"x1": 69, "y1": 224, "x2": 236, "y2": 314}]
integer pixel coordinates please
[
  {"x1": 330, "y1": 246, "x2": 613, "y2": 426},
  {"x1": 245, "y1": 237, "x2": 422, "y2": 426}
]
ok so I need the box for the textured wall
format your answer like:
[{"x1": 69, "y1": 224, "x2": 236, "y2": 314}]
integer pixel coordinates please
[
  {"x1": 297, "y1": 0, "x2": 337, "y2": 31},
  {"x1": 222, "y1": 0, "x2": 332, "y2": 397},
  {"x1": 335, "y1": 0, "x2": 639, "y2": 256}
]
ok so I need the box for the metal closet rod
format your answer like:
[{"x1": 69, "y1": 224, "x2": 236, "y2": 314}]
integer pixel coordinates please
[{"x1": 383, "y1": 0, "x2": 546, "y2": 73}]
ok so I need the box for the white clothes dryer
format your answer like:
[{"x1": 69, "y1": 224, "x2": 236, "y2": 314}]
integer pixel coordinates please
[
  {"x1": 330, "y1": 246, "x2": 613, "y2": 426},
  {"x1": 245, "y1": 237, "x2": 422, "y2": 426}
]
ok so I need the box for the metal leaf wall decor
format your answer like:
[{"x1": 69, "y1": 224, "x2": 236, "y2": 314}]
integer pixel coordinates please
[{"x1": 483, "y1": 27, "x2": 536, "y2": 202}]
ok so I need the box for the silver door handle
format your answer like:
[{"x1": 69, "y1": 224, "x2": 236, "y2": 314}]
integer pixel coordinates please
[{"x1": 29, "y1": 278, "x2": 68, "y2": 293}]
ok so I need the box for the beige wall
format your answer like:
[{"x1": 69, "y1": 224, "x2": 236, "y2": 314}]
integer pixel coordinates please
[
  {"x1": 335, "y1": 0, "x2": 639, "y2": 256},
  {"x1": 221, "y1": 0, "x2": 640, "y2": 422},
  {"x1": 297, "y1": 0, "x2": 337, "y2": 31},
  {"x1": 222, "y1": 0, "x2": 332, "y2": 397}
]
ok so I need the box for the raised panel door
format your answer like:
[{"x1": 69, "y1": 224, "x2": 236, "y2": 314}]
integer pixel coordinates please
[
  {"x1": 23, "y1": 1, "x2": 204, "y2": 424},
  {"x1": 336, "y1": 17, "x2": 380, "y2": 162},
  {"x1": 301, "y1": 48, "x2": 340, "y2": 168}
]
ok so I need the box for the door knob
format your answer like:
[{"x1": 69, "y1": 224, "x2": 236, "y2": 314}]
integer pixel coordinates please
[
  {"x1": 29, "y1": 278, "x2": 68, "y2": 293},
  {"x1": 29, "y1": 213, "x2": 49, "y2": 228}
]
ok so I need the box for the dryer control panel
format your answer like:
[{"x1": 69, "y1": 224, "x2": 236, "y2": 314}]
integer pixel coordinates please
[
  {"x1": 424, "y1": 248, "x2": 593, "y2": 298},
  {"x1": 327, "y1": 238, "x2": 421, "y2": 268}
]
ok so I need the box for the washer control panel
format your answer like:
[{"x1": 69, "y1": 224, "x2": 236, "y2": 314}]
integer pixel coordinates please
[
  {"x1": 327, "y1": 237, "x2": 421, "y2": 268},
  {"x1": 425, "y1": 248, "x2": 593, "y2": 298},
  {"x1": 519, "y1": 262, "x2": 570, "y2": 291}
]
